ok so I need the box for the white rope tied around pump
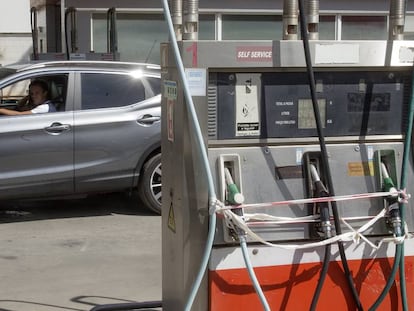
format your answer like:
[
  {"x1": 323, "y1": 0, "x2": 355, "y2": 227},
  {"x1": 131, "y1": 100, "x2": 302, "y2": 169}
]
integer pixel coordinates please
[
  {"x1": 220, "y1": 207, "x2": 411, "y2": 251},
  {"x1": 214, "y1": 188, "x2": 412, "y2": 251},
  {"x1": 217, "y1": 189, "x2": 410, "y2": 211}
]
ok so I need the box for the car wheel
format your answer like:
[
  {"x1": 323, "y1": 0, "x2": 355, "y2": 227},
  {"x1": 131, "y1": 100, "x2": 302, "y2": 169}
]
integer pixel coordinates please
[{"x1": 138, "y1": 153, "x2": 162, "y2": 214}]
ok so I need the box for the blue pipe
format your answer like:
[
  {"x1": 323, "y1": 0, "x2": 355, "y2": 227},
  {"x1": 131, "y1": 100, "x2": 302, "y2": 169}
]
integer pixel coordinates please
[
  {"x1": 397, "y1": 64, "x2": 414, "y2": 311},
  {"x1": 240, "y1": 236, "x2": 271, "y2": 311},
  {"x1": 161, "y1": 1, "x2": 218, "y2": 311}
]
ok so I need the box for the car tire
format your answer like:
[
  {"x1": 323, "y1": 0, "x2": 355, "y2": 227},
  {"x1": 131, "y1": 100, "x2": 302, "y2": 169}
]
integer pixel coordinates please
[{"x1": 138, "y1": 153, "x2": 162, "y2": 214}]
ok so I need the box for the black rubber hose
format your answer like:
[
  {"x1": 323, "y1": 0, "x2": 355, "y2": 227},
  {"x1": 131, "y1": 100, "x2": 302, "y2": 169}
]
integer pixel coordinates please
[
  {"x1": 297, "y1": 1, "x2": 363, "y2": 310},
  {"x1": 369, "y1": 44, "x2": 414, "y2": 311},
  {"x1": 309, "y1": 244, "x2": 331, "y2": 311},
  {"x1": 30, "y1": 7, "x2": 38, "y2": 60},
  {"x1": 64, "y1": 9, "x2": 70, "y2": 60},
  {"x1": 309, "y1": 175, "x2": 332, "y2": 310},
  {"x1": 89, "y1": 300, "x2": 162, "y2": 311},
  {"x1": 367, "y1": 245, "x2": 402, "y2": 311},
  {"x1": 397, "y1": 57, "x2": 414, "y2": 310}
]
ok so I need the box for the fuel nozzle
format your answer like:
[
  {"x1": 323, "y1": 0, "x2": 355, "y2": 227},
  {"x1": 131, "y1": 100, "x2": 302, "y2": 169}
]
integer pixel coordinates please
[
  {"x1": 310, "y1": 164, "x2": 332, "y2": 238},
  {"x1": 225, "y1": 167, "x2": 245, "y2": 206},
  {"x1": 381, "y1": 162, "x2": 402, "y2": 237},
  {"x1": 224, "y1": 167, "x2": 245, "y2": 237},
  {"x1": 310, "y1": 164, "x2": 328, "y2": 198}
]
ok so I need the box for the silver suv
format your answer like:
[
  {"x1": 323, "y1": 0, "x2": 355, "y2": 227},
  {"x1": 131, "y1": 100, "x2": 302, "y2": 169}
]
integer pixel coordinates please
[{"x1": 0, "y1": 61, "x2": 162, "y2": 214}]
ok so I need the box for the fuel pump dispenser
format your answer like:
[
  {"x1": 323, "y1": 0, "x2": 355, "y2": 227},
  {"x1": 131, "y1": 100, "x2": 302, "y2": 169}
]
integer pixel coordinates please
[
  {"x1": 30, "y1": 6, "x2": 120, "y2": 61},
  {"x1": 161, "y1": 0, "x2": 414, "y2": 310}
]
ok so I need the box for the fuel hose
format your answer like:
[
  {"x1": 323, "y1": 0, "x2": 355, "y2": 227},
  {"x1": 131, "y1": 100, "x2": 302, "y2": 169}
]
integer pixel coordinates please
[
  {"x1": 397, "y1": 55, "x2": 414, "y2": 311},
  {"x1": 309, "y1": 244, "x2": 331, "y2": 311},
  {"x1": 90, "y1": 301, "x2": 162, "y2": 311},
  {"x1": 162, "y1": 1, "x2": 279, "y2": 309},
  {"x1": 224, "y1": 167, "x2": 271, "y2": 311},
  {"x1": 240, "y1": 236, "x2": 271, "y2": 311},
  {"x1": 308, "y1": 164, "x2": 332, "y2": 311},
  {"x1": 161, "y1": 1, "x2": 218, "y2": 311},
  {"x1": 297, "y1": 0, "x2": 363, "y2": 309},
  {"x1": 368, "y1": 57, "x2": 414, "y2": 311}
]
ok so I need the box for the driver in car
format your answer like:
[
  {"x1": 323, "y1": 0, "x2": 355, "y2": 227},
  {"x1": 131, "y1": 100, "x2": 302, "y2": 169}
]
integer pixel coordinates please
[{"x1": 0, "y1": 79, "x2": 56, "y2": 115}]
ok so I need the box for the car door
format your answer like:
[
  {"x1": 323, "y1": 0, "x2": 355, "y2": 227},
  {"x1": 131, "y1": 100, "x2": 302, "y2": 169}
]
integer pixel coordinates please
[
  {"x1": 73, "y1": 70, "x2": 161, "y2": 193},
  {"x1": 0, "y1": 72, "x2": 75, "y2": 199}
]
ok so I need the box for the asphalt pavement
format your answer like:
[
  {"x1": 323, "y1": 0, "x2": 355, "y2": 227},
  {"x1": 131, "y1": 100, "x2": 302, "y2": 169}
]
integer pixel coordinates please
[{"x1": 0, "y1": 193, "x2": 162, "y2": 311}]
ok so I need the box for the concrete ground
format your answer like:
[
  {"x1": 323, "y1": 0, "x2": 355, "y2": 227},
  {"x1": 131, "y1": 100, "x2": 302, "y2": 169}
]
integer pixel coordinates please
[{"x1": 0, "y1": 193, "x2": 162, "y2": 311}]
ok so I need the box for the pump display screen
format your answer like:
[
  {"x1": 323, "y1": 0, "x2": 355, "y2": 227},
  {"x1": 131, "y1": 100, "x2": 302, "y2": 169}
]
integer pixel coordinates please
[
  {"x1": 347, "y1": 93, "x2": 391, "y2": 112},
  {"x1": 213, "y1": 71, "x2": 409, "y2": 139},
  {"x1": 298, "y1": 99, "x2": 326, "y2": 129}
]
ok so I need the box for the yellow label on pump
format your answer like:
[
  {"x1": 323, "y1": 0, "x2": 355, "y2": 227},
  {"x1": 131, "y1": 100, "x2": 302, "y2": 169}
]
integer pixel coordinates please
[
  {"x1": 347, "y1": 162, "x2": 374, "y2": 176},
  {"x1": 168, "y1": 202, "x2": 176, "y2": 233}
]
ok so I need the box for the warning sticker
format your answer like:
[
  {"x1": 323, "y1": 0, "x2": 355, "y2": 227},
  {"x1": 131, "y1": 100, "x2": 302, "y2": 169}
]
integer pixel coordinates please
[
  {"x1": 168, "y1": 202, "x2": 176, "y2": 233},
  {"x1": 167, "y1": 99, "x2": 174, "y2": 142},
  {"x1": 164, "y1": 80, "x2": 177, "y2": 100},
  {"x1": 347, "y1": 162, "x2": 374, "y2": 176},
  {"x1": 164, "y1": 81, "x2": 177, "y2": 142},
  {"x1": 235, "y1": 84, "x2": 260, "y2": 136}
]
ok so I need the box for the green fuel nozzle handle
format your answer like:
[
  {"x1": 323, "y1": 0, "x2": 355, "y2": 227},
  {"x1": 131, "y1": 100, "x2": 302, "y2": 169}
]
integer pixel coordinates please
[
  {"x1": 383, "y1": 177, "x2": 396, "y2": 192},
  {"x1": 224, "y1": 167, "x2": 245, "y2": 205},
  {"x1": 381, "y1": 162, "x2": 402, "y2": 236},
  {"x1": 227, "y1": 183, "x2": 245, "y2": 205},
  {"x1": 381, "y1": 162, "x2": 397, "y2": 194}
]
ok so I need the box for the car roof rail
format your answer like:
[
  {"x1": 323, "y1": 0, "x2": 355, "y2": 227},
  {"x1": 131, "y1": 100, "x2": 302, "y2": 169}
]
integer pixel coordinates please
[{"x1": 17, "y1": 61, "x2": 161, "y2": 72}]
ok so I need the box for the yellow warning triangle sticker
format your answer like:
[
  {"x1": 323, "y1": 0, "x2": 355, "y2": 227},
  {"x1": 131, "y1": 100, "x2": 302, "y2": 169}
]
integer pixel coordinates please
[{"x1": 168, "y1": 202, "x2": 176, "y2": 233}]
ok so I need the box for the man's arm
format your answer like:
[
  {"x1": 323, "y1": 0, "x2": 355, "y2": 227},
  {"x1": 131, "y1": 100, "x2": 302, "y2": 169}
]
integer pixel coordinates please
[{"x1": 0, "y1": 108, "x2": 32, "y2": 116}]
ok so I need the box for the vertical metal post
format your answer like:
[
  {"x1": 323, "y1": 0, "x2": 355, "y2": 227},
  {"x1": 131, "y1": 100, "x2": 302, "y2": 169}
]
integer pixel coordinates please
[
  {"x1": 389, "y1": 0, "x2": 406, "y2": 40},
  {"x1": 70, "y1": 8, "x2": 77, "y2": 53},
  {"x1": 30, "y1": 7, "x2": 39, "y2": 60},
  {"x1": 170, "y1": 0, "x2": 183, "y2": 41},
  {"x1": 306, "y1": 0, "x2": 319, "y2": 40},
  {"x1": 183, "y1": 0, "x2": 198, "y2": 40},
  {"x1": 283, "y1": 0, "x2": 298, "y2": 40},
  {"x1": 106, "y1": 7, "x2": 118, "y2": 53},
  {"x1": 61, "y1": 0, "x2": 66, "y2": 53},
  {"x1": 65, "y1": 7, "x2": 78, "y2": 57}
]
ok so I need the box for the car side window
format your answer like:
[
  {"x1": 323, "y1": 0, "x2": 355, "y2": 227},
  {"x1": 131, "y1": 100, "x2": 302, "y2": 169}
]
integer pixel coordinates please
[
  {"x1": 0, "y1": 79, "x2": 30, "y2": 110},
  {"x1": 147, "y1": 77, "x2": 161, "y2": 95},
  {"x1": 0, "y1": 74, "x2": 68, "y2": 113},
  {"x1": 81, "y1": 73, "x2": 146, "y2": 110}
]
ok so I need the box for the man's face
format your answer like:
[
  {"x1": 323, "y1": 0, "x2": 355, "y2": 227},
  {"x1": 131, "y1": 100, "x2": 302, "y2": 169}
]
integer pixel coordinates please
[{"x1": 29, "y1": 85, "x2": 47, "y2": 106}]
